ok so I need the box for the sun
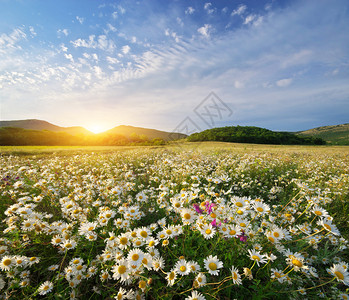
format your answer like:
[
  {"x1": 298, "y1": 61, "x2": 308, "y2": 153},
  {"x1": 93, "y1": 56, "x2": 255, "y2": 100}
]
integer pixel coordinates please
[{"x1": 85, "y1": 124, "x2": 108, "y2": 134}]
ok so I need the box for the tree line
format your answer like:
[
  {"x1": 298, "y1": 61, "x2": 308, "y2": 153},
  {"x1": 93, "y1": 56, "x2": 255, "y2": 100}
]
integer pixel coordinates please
[{"x1": 187, "y1": 126, "x2": 326, "y2": 145}]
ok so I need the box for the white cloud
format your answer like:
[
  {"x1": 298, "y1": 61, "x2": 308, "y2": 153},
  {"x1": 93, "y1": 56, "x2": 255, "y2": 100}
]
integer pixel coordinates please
[
  {"x1": 122, "y1": 45, "x2": 130, "y2": 54},
  {"x1": 29, "y1": 26, "x2": 37, "y2": 37},
  {"x1": 76, "y1": 16, "x2": 84, "y2": 24},
  {"x1": 185, "y1": 7, "x2": 195, "y2": 15},
  {"x1": 70, "y1": 35, "x2": 115, "y2": 51},
  {"x1": 197, "y1": 24, "x2": 212, "y2": 37},
  {"x1": 107, "y1": 56, "x2": 120, "y2": 64},
  {"x1": 0, "y1": 28, "x2": 26, "y2": 52},
  {"x1": 93, "y1": 66, "x2": 103, "y2": 79},
  {"x1": 106, "y1": 23, "x2": 117, "y2": 33},
  {"x1": 204, "y1": 3, "x2": 216, "y2": 14},
  {"x1": 60, "y1": 44, "x2": 68, "y2": 52},
  {"x1": 112, "y1": 11, "x2": 118, "y2": 19},
  {"x1": 244, "y1": 14, "x2": 256, "y2": 25},
  {"x1": 64, "y1": 53, "x2": 74, "y2": 63},
  {"x1": 57, "y1": 29, "x2": 69, "y2": 37},
  {"x1": 276, "y1": 78, "x2": 293, "y2": 87},
  {"x1": 177, "y1": 17, "x2": 184, "y2": 27},
  {"x1": 92, "y1": 53, "x2": 99, "y2": 61},
  {"x1": 118, "y1": 5, "x2": 126, "y2": 14},
  {"x1": 71, "y1": 35, "x2": 96, "y2": 48},
  {"x1": 231, "y1": 4, "x2": 247, "y2": 16}
]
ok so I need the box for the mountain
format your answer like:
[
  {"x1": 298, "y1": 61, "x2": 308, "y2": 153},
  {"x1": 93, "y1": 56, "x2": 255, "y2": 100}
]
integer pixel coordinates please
[
  {"x1": 104, "y1": 125, "x2": 187, "y2": 141},
  {"x1": 0, "y1": 119, "x2": 187, "y2": 143},
  {"x1": 296, "y1": 123, "x2": 349, "y2": 145},
  {"x1": 187, "y1": 126, "x2": 326, "y2": 145},
  {"x1": 0, "y1": 119, "x2": 92, "y2": 136}
]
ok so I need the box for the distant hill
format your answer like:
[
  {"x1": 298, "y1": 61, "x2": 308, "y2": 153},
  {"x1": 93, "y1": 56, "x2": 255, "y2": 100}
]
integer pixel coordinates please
[
  {"x1": 187, "y1": 126, "x2": 326, "y2": 145},
  {"x1": 105, "y1": 125, "x2": 187, "y2": 141},
  {"x1": 0, "y1": 119, "x2": 92, "y2": 136},
  {"x1": 296, "y1": 123, "x2": 349, "y2": 145},
  {"x1": 0, "y1": 119, "x2": 186, "y2": 145}
]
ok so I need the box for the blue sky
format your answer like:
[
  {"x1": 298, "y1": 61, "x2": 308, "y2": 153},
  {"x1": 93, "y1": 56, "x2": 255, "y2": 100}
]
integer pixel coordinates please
[{"x1": 0, "y1": 0, "x2": 348, "y2": 133}]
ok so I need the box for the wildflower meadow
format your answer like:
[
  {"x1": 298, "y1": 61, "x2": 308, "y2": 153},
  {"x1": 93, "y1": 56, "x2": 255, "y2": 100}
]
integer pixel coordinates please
[{"x1": 0, "y1": 144, "x2": 348, "y2": 299}]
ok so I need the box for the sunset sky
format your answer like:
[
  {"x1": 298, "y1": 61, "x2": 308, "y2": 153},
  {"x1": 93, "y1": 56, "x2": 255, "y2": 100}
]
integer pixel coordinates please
[{"x1": 0, "y1": 0, "x2": 348, "y2": 133}]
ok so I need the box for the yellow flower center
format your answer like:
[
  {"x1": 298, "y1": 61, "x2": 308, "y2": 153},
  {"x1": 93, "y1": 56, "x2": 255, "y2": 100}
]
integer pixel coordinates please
[
  {"x1": 73, "y1": 259, "x2": 79, "y2": 264},
  {"x1": 257, "y1": 207, "x2": 264, "y2": 212},
  {"x1": 140, "y1": 231, "x2": 148, "y2": 238},
  {"x1": 268, "y1": 236, "x2": 275, "y2": 243},
  {"x1": 184, "y1": 213, "x2": 191, "y2": 220},
  {"x1": 209, "y1": 262, "x2": 217, "y2": 271},
  {"x1": 139, "y1": 280, "x2": 146, "y2": 289},
  {"x1": 205, "y1": 229, "x2": 212, "y2": 235},
  {"x1": 324, "y1": 224, "x2": 332, "y2": 231},
  {"x1": 132, "y1": 254, "x2": 139, "y2": 261},
  {"x1": 229, "y1": 230, "x2": 236, "y2": 235},
  {"x1": 118, "y1": 265, "x2": 126, "y2": 274},
  {"x1": 236, "y1": 202, "x2": 243, "y2": 207},
  {"x1": 169, "y1": 272, "x2": 175, "y2": 280},
  {"x1": 3, "y1": 259, "x2": 11, "y2": 266},
  {"x1": 233, "y1": 272, "x2": 238, "y2": 280},
  {"x1": 274, "y1": 272, "x2": 282, "y2": 278},
  {"x1": 120, "y1": 237, "x2": 128, "y2": 245},
  {"x1": 166, "y1": 229, "x2": 172, "y2": 235},
  {"x1": 76, "y1": 265, "x2": 83, "y2": 270},
  {"x1": 149, "y1": 241, "x2": 155, "y2": 247},
  {"x1": 252, "y1": 255, "x2": 260, "y2": 261},
  {"x1": 292, "y1": 259, "x2": 303, "y2": 268},
  {"x1": 180, "y1": 266, "x2": 186, "y2": 272},
  {"x1": 314, "y1": 210, "x2": 322, "y2": 216},
  {"x1": 334, "y1": 271, "x2": 344, "y2": 280},
  {"x1": 273, "y1": 232, "x2": 280, "y2": 238}
]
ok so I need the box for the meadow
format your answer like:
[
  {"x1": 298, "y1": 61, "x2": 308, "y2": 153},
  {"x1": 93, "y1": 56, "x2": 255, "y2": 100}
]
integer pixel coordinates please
[{"x1": 0, "y1": 143, "x2": 348, "y2": 299}]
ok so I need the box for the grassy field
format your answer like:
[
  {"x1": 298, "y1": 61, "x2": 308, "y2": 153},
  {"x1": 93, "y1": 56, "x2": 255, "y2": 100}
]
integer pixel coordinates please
[{"x1": 0, "y1": 142, "x2": 348, "y2": 299}]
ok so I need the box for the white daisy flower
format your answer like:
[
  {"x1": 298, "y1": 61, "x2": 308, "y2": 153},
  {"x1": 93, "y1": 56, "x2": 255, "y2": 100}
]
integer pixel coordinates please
[
  {"x1": 201, "y1": 223, "x2": 216, "y2": 239},
  {"x1": 175, "y1": 259, "x2": 191, "y2": 276},
  {"x1": 127, "y1": 249, "x2": 144, "y2": 267},
  {"x1": 328, "y1": 264, "x2": 349, "y2": 285},
  {"x1": 194, "y1": 273, "x2": 207, "y2": 288},
  {"x1": 231, "y1": 265, "x2": 242, "y2": 285},
  {"x1": 185, "y1": 290, "x2": 206, "y2": 300},
  {"x1": 204, "y1": 255, "x2": 223, "y2": 276},
  {"x1": 38, "y1": 281, "x2": 53, "y2": 295},
  {"x1": 112, "y1": 259, "x2": 130, "y2": 282},
  {"x1": 248, "y1": 249, "x2": 267, "y2": 266},
  {"x1": 166, "y1": 270, "x2": 177, "y2": 286}
]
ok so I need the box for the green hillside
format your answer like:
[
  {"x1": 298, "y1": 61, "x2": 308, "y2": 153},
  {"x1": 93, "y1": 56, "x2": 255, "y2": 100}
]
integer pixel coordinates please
[
  {"x1": 187, "y1": 126, "x2": 326, "y2": 145},
  {"x1": 0, "y1": 119, "x2": 92, "y2": 136},
  {"x1": 106, "y1": 125, "x2": 187, "y2": 141},
  {"x1": 296, "y1": 123, "x2": 349, "y2": 145}
]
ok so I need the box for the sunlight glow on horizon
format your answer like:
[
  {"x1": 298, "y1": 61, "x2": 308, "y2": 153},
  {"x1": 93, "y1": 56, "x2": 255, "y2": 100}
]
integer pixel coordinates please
[{"x1": 84, "y1": 124, "x2": 111, "y2": 134}]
